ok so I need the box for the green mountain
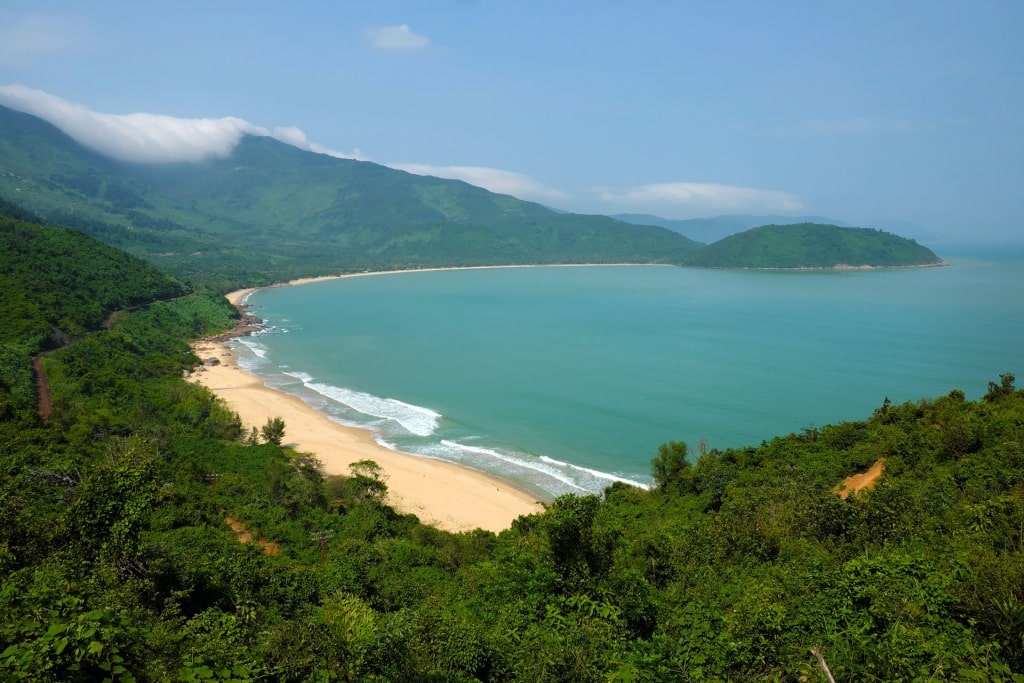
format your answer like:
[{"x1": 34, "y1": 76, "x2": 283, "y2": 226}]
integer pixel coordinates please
[
  {"x1": 681, "y1": 223, "x2": 943, "y2": 268},
  {"x1": 0, "y1": 198, "x2": 1021, "y2": 679},
  {"x1": 0, "y1": 105, "x2": 699, "y2": 289},
  {"x1": 614, "y1": 212, "x2": 947, "y2": 248},
  {"x1": 0, "y1": 198, "x2": 186, "y2": 344},
  {"x1": 612, "y1": 213, "x2": 849, "y2": 243},
  {"x1": 0, "y1": 199, "x2": 189, "y2": 411}
]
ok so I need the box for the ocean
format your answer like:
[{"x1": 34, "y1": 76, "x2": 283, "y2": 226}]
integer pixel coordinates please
[{"x1": 230, "y1": 247, "x2": 1024, "y2": 500}]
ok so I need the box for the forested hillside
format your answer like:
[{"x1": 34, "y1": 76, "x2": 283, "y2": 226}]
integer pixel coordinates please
[
  {"x1": 0, "y1": 198, "x2": 185, "y2": 340},
  {"x1": 1, "y1": 201, "x2": 1021, "y2": 680},
  {"x1": 0, "y1": 201, "x2": 185, "y2": 413},
  {"x1": 0, "y1": 105, "x2": 699, "y2": 290},
  {"x1": 681, "y1": 223, "x2": 943, "y2": 269}
]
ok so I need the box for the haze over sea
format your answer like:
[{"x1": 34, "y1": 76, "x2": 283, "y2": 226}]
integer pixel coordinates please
[{"x1": 232, "y1": 247, "x2": 1023, "y2": 500}]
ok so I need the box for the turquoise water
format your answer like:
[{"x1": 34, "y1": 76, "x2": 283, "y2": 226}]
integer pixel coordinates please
[{"x1": 233, "y1": 249, "x2": 1024, "y2": 499}]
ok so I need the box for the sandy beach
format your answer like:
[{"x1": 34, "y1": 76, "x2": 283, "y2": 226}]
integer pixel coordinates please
[{"x1": 189, "y1": 282, "x2": 545, "y2": 532}]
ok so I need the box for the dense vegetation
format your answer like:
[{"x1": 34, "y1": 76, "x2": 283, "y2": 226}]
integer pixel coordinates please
[
  {"x1": 1, "y1": 202, "x2": 1021, "y2": 680},
  {"x1": 680, "y1": 223, "x2": 942, "y2": 269},
  {"x1": 612, "y1": 213, "x2": 843, "y2": 244},
  {"x1": 0, "y1": 105, "x2": 699, "y2": 289},
  {"x1": 0, "y1": 201, "x2": 185, "y2": 414},
  {"x1": 0, "y1": 199, "x2": 185, "y2": 342}
]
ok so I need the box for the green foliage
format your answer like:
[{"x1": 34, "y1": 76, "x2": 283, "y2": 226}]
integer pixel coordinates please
[
  {"x1": 339, "y1": 459, "x2": 389, "y2": 504},
  {"x1": 651, "y1": 440, "x2": 693, "y2": 493},
  {"x1": 0, "y1": 341, "x2": 37, "y2": 413},
  {"x1": 0, "y1": 594, "x2": 141, "y2": 681},
  {"x1": 681, "y1": 223, "x2": 942, "y2": 268},
  {"x1": 260, "y1": 416, "x2": 286, "y2": 446},
  {"x1": 986, "y1": 373, "x2": 1018, "y2": 402},
  {"x1": 0, "y1": 206, "x2": 185, "y2": 346}
]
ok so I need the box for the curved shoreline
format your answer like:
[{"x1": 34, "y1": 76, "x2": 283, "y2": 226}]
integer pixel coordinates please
[
  {"x1": 256, "y1": 262, "x2": 674, "y2": 300},
  {"x1": 190, "y1": 339, "x2": 545, "y2": 532},
  {"x1": 190, "y1": 269, "x2": 574, "y2": 532}
]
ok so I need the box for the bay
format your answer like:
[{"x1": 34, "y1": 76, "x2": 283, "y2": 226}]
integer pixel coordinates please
[{"x1": 232, "y1": 248, "x2": 1024, "y2": 499}]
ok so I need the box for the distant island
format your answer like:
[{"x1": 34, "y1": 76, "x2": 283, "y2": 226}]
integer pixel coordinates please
[{"x1": 680, "y1": 223, "x2": 944, "y2": 269}]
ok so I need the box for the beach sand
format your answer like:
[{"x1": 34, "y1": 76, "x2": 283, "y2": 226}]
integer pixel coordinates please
[{"x1": 189, "y1": 327, "x2": 544, "y2": 533}]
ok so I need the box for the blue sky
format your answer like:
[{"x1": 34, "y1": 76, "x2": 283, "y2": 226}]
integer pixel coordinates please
[{"x1": 0, "y1": 1, "x2": 1021, "y2": 242}]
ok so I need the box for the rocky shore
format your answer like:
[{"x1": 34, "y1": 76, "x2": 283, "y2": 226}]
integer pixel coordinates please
[{"x1": 206, "y1": 303, "x2": 264, "y2": 343}]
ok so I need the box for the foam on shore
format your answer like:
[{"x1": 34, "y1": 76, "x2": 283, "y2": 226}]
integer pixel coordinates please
[{"x1": 189, "y1": 337, "x2": 545, "y2": 533}]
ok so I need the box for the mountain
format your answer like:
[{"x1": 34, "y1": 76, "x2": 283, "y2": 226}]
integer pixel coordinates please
[
  {"x1": 681, "y1": 223, "x2": 943, "y2": 269},
  {"x1": 0, "y1": 198, "x2": 189, "y2": 411},
  {"x1": 0, "y1": 197, "x2": 185, "y2": 346},
  {"x1": 0, "y1": 105, "x2": 700, "y2": 289},
  {"x1": 612, "y1": 213, "x2": 849, "y2": 243}
]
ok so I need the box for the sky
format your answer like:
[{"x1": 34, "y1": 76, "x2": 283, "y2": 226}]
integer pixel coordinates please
[{"x1": 0, "y1": 1, "x2": 1022, "y2": 243}]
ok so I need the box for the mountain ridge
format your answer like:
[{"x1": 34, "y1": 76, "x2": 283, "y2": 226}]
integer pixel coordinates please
[
  {"x1": 612, "y1": 212, "x2": 850, "y2": 243},
  {"x1": 0, "y1": 104, "x2": 699, "y2": 289},
  {"x1": 1, "y1": 104, "x2": 942, "y2": 285}
]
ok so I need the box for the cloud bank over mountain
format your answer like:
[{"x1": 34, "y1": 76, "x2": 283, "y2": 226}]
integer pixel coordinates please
[
  {"x1": 0, "y1": 85, "x2": 807, "y2": 218},
  {"x1": 0, "y1": 85, "x2": 363, "y2": 163},
  {"x1": 392, "y1": 163, "x2": 568, "y2": 204}
]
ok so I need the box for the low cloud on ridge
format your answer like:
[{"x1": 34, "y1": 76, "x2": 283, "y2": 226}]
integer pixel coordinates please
[
  {"x1": 392, "y1": 163, "x2": 568, "y2": 204},
  {"x1": 0, "y1": 85, "x2": 559, "y2": 204},
  {"x1": 0, "y1": 85, "x2": 364, "y2": 163},
  {"x1": 0, "y1": 86, "x2": 804, "y2": 217}
]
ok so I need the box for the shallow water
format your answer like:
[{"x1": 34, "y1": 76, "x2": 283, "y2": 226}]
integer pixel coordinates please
[{"x1": 233, "y1": 249, "x2": 1024, "y2": 499}]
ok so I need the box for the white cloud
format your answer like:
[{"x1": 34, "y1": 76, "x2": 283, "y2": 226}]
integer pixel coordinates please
[
  {"x1": 311, "y1": 141, "x2": 368, "y2": 161},
  {"x1": 598, "y1": 182, "x2": 804, "y2": 216},
  {"x1": 0, "y1": 85, "x2": 795, "y2": 218},
  {"x1": 365, "y1": 24, "x2": 430, "y2": 51},
  {"x1": 392, "y1": 163, "x2": 567, "y2": 203},
  {"x1": 0, "y1": 12, "x2": 83, "y2": 68},
  {"x1": 271, "y1": 125, "x2": 368, "y2": 161},
  {"x1": 0, "y1": 84, "x2": 364, "y2": 163}
]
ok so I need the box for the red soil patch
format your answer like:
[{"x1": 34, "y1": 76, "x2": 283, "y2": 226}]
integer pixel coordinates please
[
  {"x1": 834, "y1": 458, "x2": 886, "y2": 499},
  {"x1": 33, "y1": 355, "x2": 52, "y2": 420},
  {"x1": 225, "y1": 517, "x2": 280, "y2": 555}
]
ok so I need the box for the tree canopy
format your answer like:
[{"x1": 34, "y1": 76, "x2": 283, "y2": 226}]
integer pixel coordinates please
[{"x1": 681, "y1": 223, "x2": 943, "y2": 269}]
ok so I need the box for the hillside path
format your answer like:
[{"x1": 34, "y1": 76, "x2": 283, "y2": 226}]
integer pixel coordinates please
[
  {"x1": 32, "y1": 355, "x2": 51, "y2": 419},
  {"x1": 835, "y1": 458, "x2": 886, "y2": 499}
]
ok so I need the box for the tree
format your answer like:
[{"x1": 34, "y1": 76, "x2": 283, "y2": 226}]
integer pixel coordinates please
[
  {"x1": 347, "y1": 459, "x2": 388, "y2": 502},
  {"x1": 651, "y1": 440, "x2": 693, "y2": 493},
  {"x1": 984, "y1": 373, "x2": 1016, "y2": 402},
  {"x1": 260, "y1": 416, "x2": 285, "y2": 445}
]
